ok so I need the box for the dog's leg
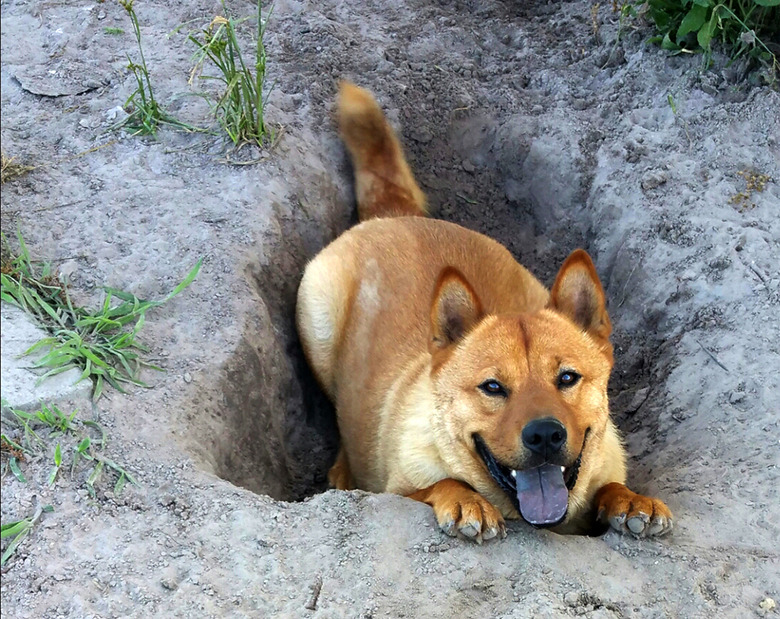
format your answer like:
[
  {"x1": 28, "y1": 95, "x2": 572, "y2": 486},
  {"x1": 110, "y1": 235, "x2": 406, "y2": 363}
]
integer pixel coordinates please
[
  {"x1": 595, "y1": 482, "x2": 673, "y2": 537},
  {"x1": 328, "y1": 447, "x2": 355, "y2": 490},
  {"x1": 408, "y1": 479, "x2": 506, "y2": 543}
]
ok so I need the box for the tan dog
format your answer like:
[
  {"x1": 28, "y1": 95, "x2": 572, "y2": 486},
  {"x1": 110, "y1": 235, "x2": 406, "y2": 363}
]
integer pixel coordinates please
[{"x1": 296, "y1": 83, "x2": 673, "y2": 542}]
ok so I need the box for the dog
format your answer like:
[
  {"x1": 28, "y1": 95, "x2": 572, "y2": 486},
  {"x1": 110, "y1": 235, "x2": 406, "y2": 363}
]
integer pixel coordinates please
[{"x1": 296, "y1": 82, "x2": 673, "y2": 542}]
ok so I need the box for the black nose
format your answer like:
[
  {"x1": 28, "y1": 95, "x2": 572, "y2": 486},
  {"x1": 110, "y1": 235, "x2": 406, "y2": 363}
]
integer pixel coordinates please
[{"x1": 522, "y1": 417, "x2": 567, "y2": 457}]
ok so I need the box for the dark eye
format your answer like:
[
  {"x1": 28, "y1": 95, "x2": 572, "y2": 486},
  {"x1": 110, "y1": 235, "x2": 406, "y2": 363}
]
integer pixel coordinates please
[
  {"x1": 479, "y1": 380, "x2": 508, "y2": 397},
  {"x1": 557, "y1": 370, "x2": 581, "y2": 389}
]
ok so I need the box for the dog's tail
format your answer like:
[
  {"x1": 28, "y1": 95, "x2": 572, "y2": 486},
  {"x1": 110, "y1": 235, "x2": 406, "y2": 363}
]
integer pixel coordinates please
[{"x1": 337, "y1": 81, "x2": 428, "y2": 222}]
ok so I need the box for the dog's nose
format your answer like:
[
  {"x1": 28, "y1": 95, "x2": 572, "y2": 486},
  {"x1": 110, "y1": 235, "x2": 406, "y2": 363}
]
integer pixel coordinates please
[{"x1": 522, "y1": 417, "x2": 567, "y2": 457}]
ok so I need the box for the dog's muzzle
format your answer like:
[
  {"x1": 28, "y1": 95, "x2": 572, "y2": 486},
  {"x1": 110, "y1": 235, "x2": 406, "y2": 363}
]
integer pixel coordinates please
[{"x1": 474, "y1": 430, "x2": 588, "y2": 528}]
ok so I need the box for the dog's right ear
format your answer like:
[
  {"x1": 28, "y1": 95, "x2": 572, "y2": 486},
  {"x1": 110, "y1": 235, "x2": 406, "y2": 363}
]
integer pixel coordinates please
[{"x1": 430, "y1": 267, "x2": 483, "y2": 352}]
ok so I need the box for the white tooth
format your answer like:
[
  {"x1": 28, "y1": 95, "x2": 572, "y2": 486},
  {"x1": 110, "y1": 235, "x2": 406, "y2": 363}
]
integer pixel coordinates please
[{"x1": 561, "y1": 466, "x2": 565, "y2": 473}]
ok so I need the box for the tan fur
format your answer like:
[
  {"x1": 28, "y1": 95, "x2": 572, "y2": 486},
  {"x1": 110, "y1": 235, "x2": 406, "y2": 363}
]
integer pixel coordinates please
[
  {"x1": 337, "y1": 82, "x2": 427, "y2": 221},
  {"x1": 296, "y1": 83, "x2": 673, "y2": 539}
]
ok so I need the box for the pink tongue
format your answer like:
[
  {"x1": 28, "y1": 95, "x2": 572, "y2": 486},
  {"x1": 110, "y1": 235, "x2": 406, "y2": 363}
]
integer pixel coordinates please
[{"x1": 516, "y1": 464, "x2": 569, "y2": 526}]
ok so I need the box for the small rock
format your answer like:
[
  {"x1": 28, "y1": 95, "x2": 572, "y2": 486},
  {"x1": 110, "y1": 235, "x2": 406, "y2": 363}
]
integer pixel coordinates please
[
  {"x1": 759, "y1": 597, "x2": 776, "y2": 611},
  {"x1": 564, "y1": 591, "x2": 580, "y2": 607},
  {"x1": 105, "y1": 106, "x2": 127, "y2": 122},
  {"x1": 411, "y1": 129, "x2": 432, "y2": 144},
  {"x1": 462, "y1": 160, "x2": 475, "y2": 173},
  {"x1": 641, "y1": 170, "x2": 668, "y2": 191},
  {"x1": 729, "y1": 391, "x2": 746, "y2": 404},
  {"x1": 183, "y1": 372, "x2": 192, "y2": 384}
]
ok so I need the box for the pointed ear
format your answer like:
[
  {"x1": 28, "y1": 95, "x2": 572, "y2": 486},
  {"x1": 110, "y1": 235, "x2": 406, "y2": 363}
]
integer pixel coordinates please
[
  {"x1": 430, "y1": 267, "x2": 483, "y2": 351},
  {"x1": 549, "y1": 249, "x2": 612, "y2": 341}
]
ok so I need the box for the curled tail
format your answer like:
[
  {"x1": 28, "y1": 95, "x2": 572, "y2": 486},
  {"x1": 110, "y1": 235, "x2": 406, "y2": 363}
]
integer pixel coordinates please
[{"x1": 337, "y1": 81, "x2": 428, "y2": 222}]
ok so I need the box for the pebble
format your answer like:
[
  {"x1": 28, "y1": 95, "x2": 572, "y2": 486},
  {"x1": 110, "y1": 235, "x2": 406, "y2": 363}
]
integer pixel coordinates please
[
  {"x1": 729, "y1": 391, "x2": 746, "y2": 404},
  {"x1": 641, "y1": 170, "x2": 668, "y2": 191},
  {"x1": 183, "y1": 372, "x2": 192, "y2": 384},
  {"x1": 564, "y1": 591, "x2": 580, "y2": 606},
  {"x1": 759, "y1": 597, "x2": 776, "y2": 611}
]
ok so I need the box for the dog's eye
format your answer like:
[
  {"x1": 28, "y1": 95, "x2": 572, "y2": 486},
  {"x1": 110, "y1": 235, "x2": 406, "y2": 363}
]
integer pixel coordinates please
[
  {"x1": 557, "y1": 370, "x2": 581, "y2": 388},
  {"x1": 479, "y1": 380, "x2": 508, "y2": 397}
]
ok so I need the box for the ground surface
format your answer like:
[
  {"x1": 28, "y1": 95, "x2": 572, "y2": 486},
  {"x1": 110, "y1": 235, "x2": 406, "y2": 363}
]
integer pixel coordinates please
[{"x1": 1, "y1": 0, "x2": 779, "y2": 617}]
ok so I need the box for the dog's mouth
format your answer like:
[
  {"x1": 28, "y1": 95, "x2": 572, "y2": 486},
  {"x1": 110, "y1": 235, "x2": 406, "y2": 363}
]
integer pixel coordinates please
[{"x1": 473, "y1": 429, "x2": 588, "y2": 528}]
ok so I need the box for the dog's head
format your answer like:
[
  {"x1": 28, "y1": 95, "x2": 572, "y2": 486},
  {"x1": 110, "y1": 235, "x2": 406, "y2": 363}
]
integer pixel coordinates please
[{"x1": 428, "y1": 250, "x2": 613, "y2": 527}]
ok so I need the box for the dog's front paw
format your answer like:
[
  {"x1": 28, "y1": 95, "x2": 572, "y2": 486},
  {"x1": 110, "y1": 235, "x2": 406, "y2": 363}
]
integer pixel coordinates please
[
  {"x1": 595, "y1": 482, "x2": 673, "y2": 538},
  {"x1": 408, "y1": 478, "x2": 506, "y2": 543}
]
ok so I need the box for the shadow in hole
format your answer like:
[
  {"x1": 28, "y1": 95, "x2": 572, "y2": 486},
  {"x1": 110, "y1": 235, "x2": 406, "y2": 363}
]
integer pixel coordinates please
[{"x1": 212, "y1": 191, "x2": 349, "y2": 501}]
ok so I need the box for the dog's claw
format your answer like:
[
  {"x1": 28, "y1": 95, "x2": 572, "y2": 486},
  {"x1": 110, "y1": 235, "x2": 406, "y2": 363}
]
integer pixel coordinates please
[
  {"x1": 596, "y1": 483, "x2": 673, "y2": 538},
  {"x1": 626, "y1": 514, "x2": 648, "y2": 534},
  {"x1": 482, "y1": 526, "x2": 498, "y2": 542},
  {"x1": 413, "y1": 479, "x2": 505, "y2": 544},
  {"x1": 459, "y1": 521, "x2": 481, "y2": 539},
  {"x1": 440, "y1": 520, "x2": 458, "y2": 537}
]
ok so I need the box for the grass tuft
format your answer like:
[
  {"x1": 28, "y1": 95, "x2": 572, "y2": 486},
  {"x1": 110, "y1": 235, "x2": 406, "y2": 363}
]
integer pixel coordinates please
[
  {"x1": 1, "y1": 501, "x2": 53, "y2": 567},
  {"x1": 1, "y1": 230, "x2": 202, "y2": 401},
  {"x1": 1, "y1": 152, "x2": 35, "y2": 184},
  {"x1": 189, "y1": 1, "x2": 274, "y2": 146},
  {"x1": 1, "y1": 401, "x2": 138, "y2": 567},
  {"x1": 117, "y1": 0, "x2": 196, "y2": 135}
]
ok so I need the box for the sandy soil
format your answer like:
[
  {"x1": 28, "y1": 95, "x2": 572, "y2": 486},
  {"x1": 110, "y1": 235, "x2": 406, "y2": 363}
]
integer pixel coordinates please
[{"x1": 1, "y1": 0, "x2": 779, "y2": 616}]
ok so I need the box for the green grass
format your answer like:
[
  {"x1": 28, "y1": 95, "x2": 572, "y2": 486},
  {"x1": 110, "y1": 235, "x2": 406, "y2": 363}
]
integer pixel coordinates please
[
  {"x1": 1, "y1": 502, "x2": 53, "y2": 567},
  {"x1": 1, "y1": 230, "x2": 202, "y2": 401},
  {"x1": 1, "y1": 401, "x2": 138, "y2": 567},
  {"x1": 189, "y1": 1, "x2": 274, "y2": 146},
  {"x1": 644, "y1": 0, "x2": 779, "y2": 78},
  {"x1": 104, "y1": 27, "x2": 125, "y2": 35},
  {"x1": 118, "y1": 0, "x2": 195, "y2": 135}
]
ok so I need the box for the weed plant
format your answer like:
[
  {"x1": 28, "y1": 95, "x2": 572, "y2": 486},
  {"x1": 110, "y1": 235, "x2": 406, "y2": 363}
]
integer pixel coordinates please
[
  {"x1": 1, "y1": 501, "x2": 52, "y2": 567},
  {"x1": 189, "y1": 1, "x2": 274, "y2": 146},
  {"x1": 1, "y1": 401, "x2": 137, "y2": 567},
  {"x1": 1, "y1": 231, "x2": 201, "y2": 401},
  {"x1": 119, "y1": 0, "x2": 194, "y2": 135},
  {"x1": 1, "y1": 152, "x2": 34, "y2": 184},
  {"x1": 644, "y1": 0, "x2": 779, "y2": 77}
]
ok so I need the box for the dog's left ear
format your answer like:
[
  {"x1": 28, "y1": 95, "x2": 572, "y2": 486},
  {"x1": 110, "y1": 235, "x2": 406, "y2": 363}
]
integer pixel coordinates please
[
  {"x1": 549, "y1": 249, "x2": 612, "y2": 342},
  {"x1": 430, "y1": 267, "x2": 483, "y2": 352}
]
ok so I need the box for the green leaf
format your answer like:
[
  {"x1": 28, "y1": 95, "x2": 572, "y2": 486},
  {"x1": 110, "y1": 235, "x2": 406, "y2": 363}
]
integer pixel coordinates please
[
  {"x1": 697, "y1": 13, "x2": 718, "y2": 48},
  {"x1": 0, "y1": 520, "x2": 29, "y2": 538},
  {"x1": 9, "y1": 457, "x2": 26, "y2": 482},
  {"x1": 54, "y1": 443, "x2": 62, "y2": 467},
  {"x1": 1, "y1": 527, "x2": 30, "y2": 566},
  {"x1": 752, "y1": 0, "x2": 780, "y2": 5},
  {"x1": 164, "y1": 258, "x2": 203, "y2": 301},
  {"x1": 114, "y1": 472, "x2": 127, "y2": 495},
  {"x1": 47, "y1": 464, "x2": 59, "y2": 487},
  {"x1": 662, "y1": 32, "x2": 682, "y2": 50},
  {"x1": 677, "y1": 4, "x2": 708, "y2": 40}
]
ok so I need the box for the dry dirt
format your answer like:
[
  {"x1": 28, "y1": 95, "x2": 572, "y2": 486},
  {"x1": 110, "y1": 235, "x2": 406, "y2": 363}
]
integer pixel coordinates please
[{"x1": 1, "y1": 0, "x2": 779, "y2": 617}]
